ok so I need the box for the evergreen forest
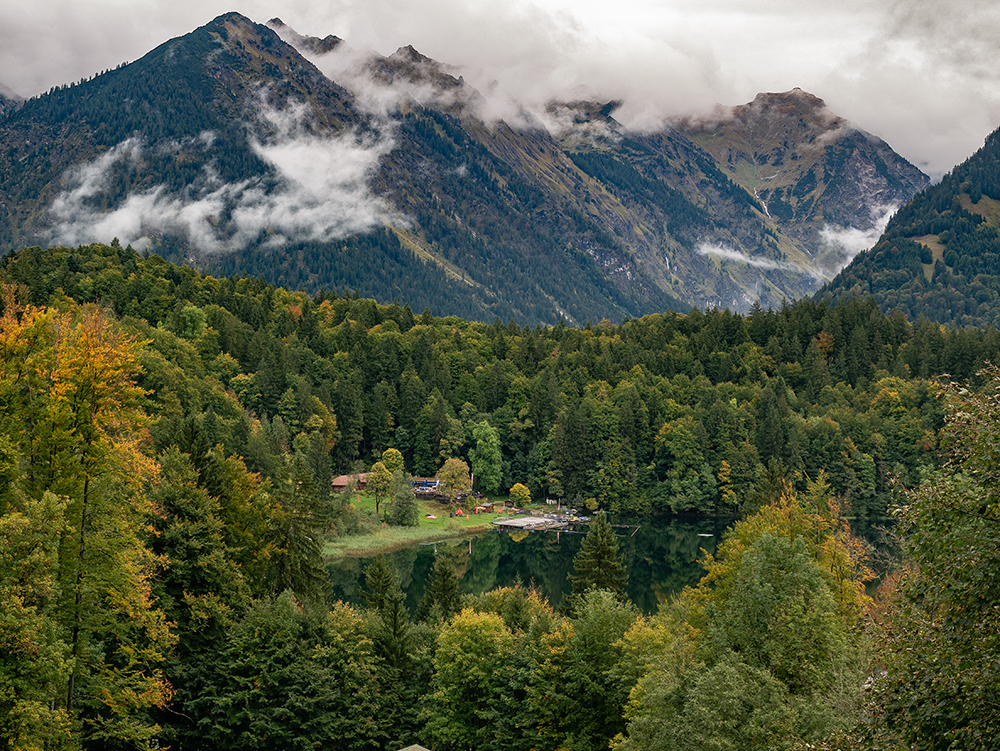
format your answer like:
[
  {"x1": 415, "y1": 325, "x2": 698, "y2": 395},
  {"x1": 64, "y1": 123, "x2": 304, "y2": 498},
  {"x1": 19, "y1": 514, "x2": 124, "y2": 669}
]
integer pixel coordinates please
[
  {"x1": 822, "y1": 126, "x2": 1000, "y2": 329},
  {"x1": 0, "y1": 241, "x2": 997, "y2": 749}
]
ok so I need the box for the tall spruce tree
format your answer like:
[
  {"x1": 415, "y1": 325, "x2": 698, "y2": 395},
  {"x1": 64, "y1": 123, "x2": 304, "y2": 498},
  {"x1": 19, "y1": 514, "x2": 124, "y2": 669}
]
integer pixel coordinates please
[
  {"x1": 417, "y1": 557, "x2": 461, "y2": 623},
  {"x1": 566, "y1": 512, "x2": 628, "y2": 607}
]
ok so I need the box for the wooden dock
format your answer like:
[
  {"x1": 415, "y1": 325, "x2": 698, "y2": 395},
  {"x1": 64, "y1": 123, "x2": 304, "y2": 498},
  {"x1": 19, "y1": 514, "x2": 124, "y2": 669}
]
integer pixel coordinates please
[{"x1": 493, "y1": 516, "x2": 570, "y2": 531}]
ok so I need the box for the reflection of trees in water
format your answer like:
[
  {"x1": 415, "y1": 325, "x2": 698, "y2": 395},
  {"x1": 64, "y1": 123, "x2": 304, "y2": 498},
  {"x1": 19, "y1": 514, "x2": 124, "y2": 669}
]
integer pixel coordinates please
[
  {"x1": 622, "y1": 517, "x2": 724, "y2": 613},
  {"x1": 328, "y1": 518, "x2": 730, "y2": 615},
  {"x1": 461, "y1": 532, "x2": 502, "y2": 594},
  {"x1": 326, "y1": 557, "x2": 364, "y2": 602},
  {"x1": 394, "y1": 545, "x2": 420, "y2": 592}
]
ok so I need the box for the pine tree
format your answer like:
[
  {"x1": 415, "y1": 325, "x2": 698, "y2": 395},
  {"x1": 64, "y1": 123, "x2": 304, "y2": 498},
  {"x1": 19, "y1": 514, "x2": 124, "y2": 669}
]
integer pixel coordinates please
[
  {"x1": 417, "y1": 557, "x2": 461, "y2": 623},
  {"x1": 362, "y1": 555, "x2": 411, "y2": 670},
  {"x1": 566, "y1": 512, "x2": 628, "y2": 607}
]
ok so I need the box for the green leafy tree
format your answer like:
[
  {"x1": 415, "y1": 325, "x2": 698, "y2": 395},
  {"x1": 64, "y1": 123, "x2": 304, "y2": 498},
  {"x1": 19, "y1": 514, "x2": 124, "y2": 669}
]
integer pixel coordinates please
[
  {"x1": 438, "y1": 457, "x2": 471, "y2": 504},
  {"x1": 385, "y1": 470, "x2": 419, "y2": 527},
  {"x1": 529, "y1": 589, "x2": 638, "y2": 751},
  {"x1": 872, "y1": 368, "x2": 1000, "y2": 749},
  {"x1": 366, "y1": 461, "x2": 392, "y2": 517},
  {"x1": 617, "y1": 651, "x2": 796, "y2": 751},
  {"x1": 423, "y1": 609, "x2": 514, "y2": 751},
  {"x1": 617, "y1": 482, "x2": 873, "y2": 750},
  {"x1": 469, "y1": 420, "x2": 503, "y2": 494}
]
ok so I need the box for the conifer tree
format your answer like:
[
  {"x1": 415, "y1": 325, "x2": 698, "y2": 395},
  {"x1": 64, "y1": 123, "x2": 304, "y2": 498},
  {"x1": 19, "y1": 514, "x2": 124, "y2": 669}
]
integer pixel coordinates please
[
  {"x1": 363, "y1": 555, "x2": 411, "y2": 670},
  {"x1": 567, "y1": 512, "x2": 628, "y2": 606},
  {"x1": 418, "y1": 557, "x2": 461, "y2": 623}
]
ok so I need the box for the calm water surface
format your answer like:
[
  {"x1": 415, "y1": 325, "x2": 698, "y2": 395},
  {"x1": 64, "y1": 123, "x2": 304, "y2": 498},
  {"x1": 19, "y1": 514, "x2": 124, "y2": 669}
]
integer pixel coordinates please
[{"x1": 327, "y1": 515, "x2": 732, "y2": 615}]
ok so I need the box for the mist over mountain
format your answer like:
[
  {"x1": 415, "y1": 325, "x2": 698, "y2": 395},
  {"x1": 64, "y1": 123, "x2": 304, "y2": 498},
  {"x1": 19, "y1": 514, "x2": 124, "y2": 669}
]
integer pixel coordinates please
[
  {"x1": 0, "y1": 82, "x2": 21, "y2": 117},
  {"x1": 821, "y1": 124, "x2": 1000, "y2": 329},
  {"x1": 0, "y1": 12, "x2": 929, "y2": 324}
]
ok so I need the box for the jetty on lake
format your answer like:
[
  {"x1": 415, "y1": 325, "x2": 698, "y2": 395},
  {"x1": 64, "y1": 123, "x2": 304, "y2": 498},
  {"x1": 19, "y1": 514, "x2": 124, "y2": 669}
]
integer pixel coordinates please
[
  {"x1": 493, "y1": 513, "x2": 641, "y2": 536},
  {"x1": 493, "y1": 515, "x2": 572, "y2": 531}
]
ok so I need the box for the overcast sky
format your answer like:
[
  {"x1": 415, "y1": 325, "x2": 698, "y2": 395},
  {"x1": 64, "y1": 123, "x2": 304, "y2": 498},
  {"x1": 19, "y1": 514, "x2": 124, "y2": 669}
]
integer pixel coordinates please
[{"x1": 3, "y1": 0, "x2": 999, "y2": 179}]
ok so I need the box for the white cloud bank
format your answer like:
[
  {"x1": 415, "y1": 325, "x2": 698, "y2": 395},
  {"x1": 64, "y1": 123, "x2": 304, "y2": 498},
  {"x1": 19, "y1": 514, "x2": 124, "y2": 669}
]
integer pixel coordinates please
[
  {"x1": 696, "y1": 202, "x2": 898, "y2": 282},
  {"x1": 3, "y1": 0, "x2": 998, "y2": 180},
  {"x1": 47, "y1": 100, "x2": 400, "y2": 251},
  {"x1": 695, "y1": 243, "x2": 827, "y2": 280},
  {"x1": 819, "y1": 204, "x2": 898, "y2": 265}
]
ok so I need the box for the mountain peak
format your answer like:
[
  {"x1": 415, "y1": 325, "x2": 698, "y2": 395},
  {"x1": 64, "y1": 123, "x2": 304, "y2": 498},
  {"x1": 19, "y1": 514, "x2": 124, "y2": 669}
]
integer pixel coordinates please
[
  {"x1": 734, "y1": 88, "x2": 838, "y2": 133},
  {"x1": 373, "y1": 44, "x2": 464, "y2": 90},
  {"x1": 751, "y1": 88, "x2": 826, "y2": 110},
  {"x1": 265, "y1": 17, "x2": 344, "y2": 55}
]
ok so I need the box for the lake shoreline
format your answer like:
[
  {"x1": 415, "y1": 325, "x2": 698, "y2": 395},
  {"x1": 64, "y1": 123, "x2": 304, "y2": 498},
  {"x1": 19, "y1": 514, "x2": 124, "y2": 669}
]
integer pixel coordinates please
[{"x1": 324, "y1": 519, "x2": 498, "y2": 559}]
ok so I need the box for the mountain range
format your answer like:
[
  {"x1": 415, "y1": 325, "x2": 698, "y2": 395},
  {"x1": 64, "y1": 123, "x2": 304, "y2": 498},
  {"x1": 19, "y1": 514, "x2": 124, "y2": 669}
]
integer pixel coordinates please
[{"x1": 0, "y1": 12, "x2": 930, "y2": 324}]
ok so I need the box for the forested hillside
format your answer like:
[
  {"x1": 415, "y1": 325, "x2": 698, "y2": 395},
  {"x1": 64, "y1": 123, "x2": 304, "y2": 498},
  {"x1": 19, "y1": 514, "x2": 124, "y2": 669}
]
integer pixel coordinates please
[
  {"x1": 7, "y1": 242, "x2": 996, "y2": 525},
  {"x1": 2, "y1": 242, "x2": 998, "y2": 748},
  {"x1": 823, "y1": 125, "x2": 1000, "y2": 328}
]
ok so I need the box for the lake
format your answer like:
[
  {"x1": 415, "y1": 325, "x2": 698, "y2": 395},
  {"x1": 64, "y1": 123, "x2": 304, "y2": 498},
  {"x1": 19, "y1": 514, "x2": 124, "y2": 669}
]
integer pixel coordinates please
[{"x1": 327, "y1": 515, "x2": 732, "y2": 615}]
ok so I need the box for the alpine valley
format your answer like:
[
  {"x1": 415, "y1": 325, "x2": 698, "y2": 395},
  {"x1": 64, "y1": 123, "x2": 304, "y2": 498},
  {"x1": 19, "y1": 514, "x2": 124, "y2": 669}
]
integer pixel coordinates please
[{"x1": 0, "y1": 12, "x2": 928, "y2": 325}]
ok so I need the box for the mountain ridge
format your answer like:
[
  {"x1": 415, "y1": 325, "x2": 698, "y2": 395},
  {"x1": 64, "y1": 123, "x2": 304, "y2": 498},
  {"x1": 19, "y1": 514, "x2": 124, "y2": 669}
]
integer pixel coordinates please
[
  {"x1": 0, "y1": 12, "x2": 929, "y2": 324},
  {"x1": 820, "y1": 125, "x2": 1000, "y2": 328}
]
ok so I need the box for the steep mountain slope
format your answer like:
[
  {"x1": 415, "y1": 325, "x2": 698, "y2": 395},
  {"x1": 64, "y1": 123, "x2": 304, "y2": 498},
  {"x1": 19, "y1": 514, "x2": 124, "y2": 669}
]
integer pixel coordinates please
[
  {"x1": 0, "y1": 83, "x2": 20, "y2": 117},
  {"x1": 675, "y1": 89, "x2": 929, "y2": 273},
  {"x1": 0, "y1": 13, "x2": 927, "y2": 324},
  {"x1": 0, "y1": 13, "x2": 683, "y2": 324},
  {"x1": 821, "y1": 126, "x2": 1000, "y2": 328}
]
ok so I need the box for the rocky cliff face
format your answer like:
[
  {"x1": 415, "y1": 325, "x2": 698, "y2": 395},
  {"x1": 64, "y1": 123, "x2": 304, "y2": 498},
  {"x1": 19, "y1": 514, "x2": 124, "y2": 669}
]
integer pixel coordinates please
[{"x1": 675, "y1": 89, "x2": 929, "y2": 276}]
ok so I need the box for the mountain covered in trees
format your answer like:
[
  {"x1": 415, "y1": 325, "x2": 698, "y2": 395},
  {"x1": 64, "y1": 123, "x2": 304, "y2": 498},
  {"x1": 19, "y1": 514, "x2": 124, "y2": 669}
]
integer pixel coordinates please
[
  {"x1": 9, "y1": 241, "x2": 999, "y2": 527},
  {"x1": 821, "y1": 123, "x2": 1000, "y2": 328},
  {"x1": 2, "y1": 242, "x2": 998, "y2": 750},
  {"x1": 0, "y1": 12, "x2": 927, "y2": 325}
]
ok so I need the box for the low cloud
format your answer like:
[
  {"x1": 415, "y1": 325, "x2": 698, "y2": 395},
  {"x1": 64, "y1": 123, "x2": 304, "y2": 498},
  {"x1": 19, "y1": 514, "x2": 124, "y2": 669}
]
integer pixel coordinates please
[
  {"x1": 271, "y1": 21, "x2": 475, "y2": 119},
  {"x1": 47, "y1": 99, "x2": 401, "y2": 251},
  {"x1": 819, "y1": 203, "x2": 897, "y2": 268},
  {"x1": 4, "y1": 0, "x2": 999, "y2": 194},
  {"x1": 695, "y1": 243, "x2": 825, "y2": 279}
]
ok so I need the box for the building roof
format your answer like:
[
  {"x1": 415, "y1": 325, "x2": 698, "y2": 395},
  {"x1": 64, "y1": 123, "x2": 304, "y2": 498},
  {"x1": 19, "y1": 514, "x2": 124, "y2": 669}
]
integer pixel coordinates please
[{"x1": 331, "y1": 472, "x2": 369, "y2": 489}]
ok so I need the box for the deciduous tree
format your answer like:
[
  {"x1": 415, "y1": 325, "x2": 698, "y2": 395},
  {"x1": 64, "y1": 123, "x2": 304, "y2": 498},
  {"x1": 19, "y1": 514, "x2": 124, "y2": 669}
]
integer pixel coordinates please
[
  {"x1": 469, "y1": 420, "x2": 503, "y2": 494},
  {"x1": 509, "y1": 482, "x2": 531, "y2": 506},
  {"x1": 872, "y1": 368, "x2": 1000, "y2": 749},
  {"x1": 367, "y1": 460, "x2": 392, "y2": 517},
  {"x1": 438, "y1": 457, "x2": 471, "y2": 504}
]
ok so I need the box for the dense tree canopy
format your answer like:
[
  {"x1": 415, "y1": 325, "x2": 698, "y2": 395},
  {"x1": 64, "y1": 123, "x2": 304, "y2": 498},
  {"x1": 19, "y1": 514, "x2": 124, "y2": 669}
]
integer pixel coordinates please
[
  {"x1": 870, "y1": 368, "x2": 1000, "y2": 749},
  {"x1": 1, "y1": 243, "x2": 998, "y2": 749},
  {"x1": 1, "y1": 243, "x2": 980, "y2": 529}
]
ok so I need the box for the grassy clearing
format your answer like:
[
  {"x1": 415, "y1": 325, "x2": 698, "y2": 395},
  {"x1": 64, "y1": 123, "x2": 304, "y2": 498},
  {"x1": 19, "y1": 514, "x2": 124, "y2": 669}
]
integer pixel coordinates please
[
  {"x1": 960, "y1": 193, "x2": 1000, "y2": 225},
  {"x1": 323, "y1": 491, "x2": 509, "y2": 559},
  {"x1": 911, "y1": 234, "x2": 946, "y2": 282}
]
